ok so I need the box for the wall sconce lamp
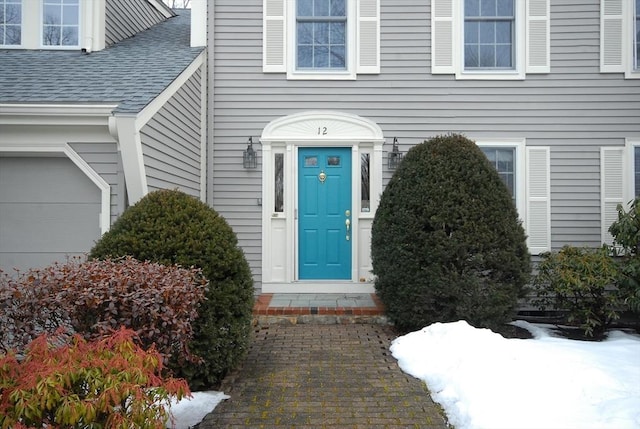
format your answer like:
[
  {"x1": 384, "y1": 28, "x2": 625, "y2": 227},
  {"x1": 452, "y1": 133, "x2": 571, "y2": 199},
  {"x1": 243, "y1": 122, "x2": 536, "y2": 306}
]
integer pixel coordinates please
[
  {"x1": 243, "y1": 137, "x2": 257, "y2": 169},
  {"x1": 387, "y1": 137, "x2": 403, "y2": 170}
]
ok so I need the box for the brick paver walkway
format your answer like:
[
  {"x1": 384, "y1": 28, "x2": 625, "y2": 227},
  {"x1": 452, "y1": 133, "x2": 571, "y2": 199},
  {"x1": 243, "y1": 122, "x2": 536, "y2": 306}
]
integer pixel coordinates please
[{"x1": 197, "y1": 324, "x2": 449, "y2": 429}]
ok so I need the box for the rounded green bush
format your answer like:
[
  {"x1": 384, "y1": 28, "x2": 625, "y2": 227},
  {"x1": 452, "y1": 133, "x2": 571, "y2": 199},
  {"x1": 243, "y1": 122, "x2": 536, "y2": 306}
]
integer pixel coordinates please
[
  {"x1": 371, "y1": 134, "x2": 530, "y2": 332},
  {"x1": 90, "y1": 189, "x2": 254, "y2": 389}
]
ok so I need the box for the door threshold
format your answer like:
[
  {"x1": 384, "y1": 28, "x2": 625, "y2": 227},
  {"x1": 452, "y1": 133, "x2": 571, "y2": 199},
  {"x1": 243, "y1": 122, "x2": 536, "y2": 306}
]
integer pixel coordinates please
[{"x1": 262, "y1": 282, "x2": 375, "y2": 294}]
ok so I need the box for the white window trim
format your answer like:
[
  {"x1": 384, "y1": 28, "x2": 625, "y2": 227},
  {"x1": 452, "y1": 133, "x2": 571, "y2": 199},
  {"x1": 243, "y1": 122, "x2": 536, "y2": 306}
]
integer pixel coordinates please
[
  {"x1": 286, "y1": 0, "x2": 357, "y2": 80},
  {"x1": 0, "y1": 0, "x2": 23, "y2": 48},
  {"x1": 39, "y1": 0, "x2": 81, "y2": 50},
  {"x1": 432, "y1": 0, "x2": 550, "y2": 79},
  {"x1": 632, "y1": 0, "x2": 640, "y2": 78},
  {"x1": 475, "y1": 139, "x2": 526, "y2": 218},
  {"x1": 626, "y1": 138, "x2": 640, "y2": 203},
  {"x1": 457, "y1": 0, "x2": 526, "y2": 80},
  {"x1": 475, "y1": 139, "x2": 551, "y2": 255}
]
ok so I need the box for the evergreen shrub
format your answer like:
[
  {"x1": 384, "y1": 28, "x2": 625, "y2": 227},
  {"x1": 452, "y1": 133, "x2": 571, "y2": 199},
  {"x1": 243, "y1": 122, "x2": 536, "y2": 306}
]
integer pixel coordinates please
[
  {"x1": 532, "y1": 245, "x2": 620, "y2": 337},
  {"x1": 609, "y1": 198, "x2": 640, "y2": 313},
  {"x1": 90, "y1": 189, "x2": 254, "y2": 389},
  {"x1": 371, "y1": 134, "x2": 531, "y2": 332}
]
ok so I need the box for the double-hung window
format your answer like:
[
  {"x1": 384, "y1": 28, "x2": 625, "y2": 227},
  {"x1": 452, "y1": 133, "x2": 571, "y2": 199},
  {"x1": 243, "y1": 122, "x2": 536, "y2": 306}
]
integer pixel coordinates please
[
  {"x1": 432, "y1": 0, "x2": 550, "y2": 79},
  {"x1": 296, "y1": 0, "x2": 347, "y2": 70},
  {"x1": 600, "y1": 0, "x2": 640, "y2": 78},
  {"x1": 477, "y1": 140, "x2": 551, "y2": 254},
  {"x1": 464, "y1": 0, "x2": 515, "y2": 70},
  {"x1": 42, "y1": 0, "x2": 79, "y2": 48},
  {"x1": 263, "y1": 0, "x2": 380, "y2": 79},
  {"x1": 0, "y1": 0, "x2": 21, "y2": 46}
]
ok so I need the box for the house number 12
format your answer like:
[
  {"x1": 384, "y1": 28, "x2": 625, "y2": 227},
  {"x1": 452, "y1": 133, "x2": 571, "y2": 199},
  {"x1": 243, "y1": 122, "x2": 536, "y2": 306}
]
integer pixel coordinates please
[{"x1": 318, "y1": 127, "x2": 328, "y2": 135}]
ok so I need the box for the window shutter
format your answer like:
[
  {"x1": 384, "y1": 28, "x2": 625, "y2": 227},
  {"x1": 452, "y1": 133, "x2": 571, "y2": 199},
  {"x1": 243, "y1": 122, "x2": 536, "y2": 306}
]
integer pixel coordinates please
[
  {"x1": 601, "y1": 147, "x2": 625, "y2": 245},
  {"x1": 526, "y1": 147, "x2": 551, "y2": 254},
  {"x1": 526, "y1": 0, "x2": 550, "y2": 73},
  {"x1": 431, "y1": 0, "x2": 455, "y2": 74},
  {"x1": 263, "y1": 0, "x2": 286, "y2": 72},
  {"x1": 600, "y1": 0, "x2": 625, "y2": 73},
  {"x1": 357, "y1": 0, "x2": 380, "y2": 74}
]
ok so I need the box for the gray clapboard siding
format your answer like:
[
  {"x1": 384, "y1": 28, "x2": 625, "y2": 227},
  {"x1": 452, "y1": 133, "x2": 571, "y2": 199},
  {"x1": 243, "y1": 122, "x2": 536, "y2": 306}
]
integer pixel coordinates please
[
  {"x1": 140, "y1": 69, "x2": 202, "y2": 197},
  {"x1": 68, "y1": 142, "x2": 121, "y2": 224},
  {"x1": 105, "y1": 0, "x2": 170, "y2": 46},
  {"x1": 211, "y1": 0, "x2": 640, "y2": 290}
]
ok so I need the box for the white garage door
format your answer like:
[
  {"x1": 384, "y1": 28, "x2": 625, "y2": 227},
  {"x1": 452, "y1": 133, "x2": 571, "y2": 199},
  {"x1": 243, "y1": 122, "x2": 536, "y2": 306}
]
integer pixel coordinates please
[{"x1": 0, "y1": 156, "x2": 102, "y2": 272}]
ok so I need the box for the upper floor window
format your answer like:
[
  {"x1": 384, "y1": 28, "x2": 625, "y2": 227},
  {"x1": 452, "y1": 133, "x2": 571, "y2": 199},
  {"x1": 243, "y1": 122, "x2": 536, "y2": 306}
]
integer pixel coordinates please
[
  {"x1": 633, "y1": 0, "x2": 640, "y2": 70},
  {"x1": 0, "y1": 0, "x2": 21, "y2": 46},
  {"x1": 600, "y1": 0, "x2": 639, "y2": 78},
  {"x1": 432, "y1": 0, "x2": 550, "y2": 79},
  {"x1": 263, "y1": 0, "x2": 380, "y2": 80},
  {"x1": 296, "y1": 0, "x2": 346, "y2": 70},
  {"x1": 464, "y1": 0, "x2": 515, "y2": 70},
  {"x1": 42, "y1": 0, "x2": 79, "y2": 48}
]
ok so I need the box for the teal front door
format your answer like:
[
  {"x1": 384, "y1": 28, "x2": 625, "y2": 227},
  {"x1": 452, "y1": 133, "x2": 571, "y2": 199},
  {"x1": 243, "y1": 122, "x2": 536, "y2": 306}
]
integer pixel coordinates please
[{"x1": 298, "y1": 147, "x2": 352, "y2": 280}]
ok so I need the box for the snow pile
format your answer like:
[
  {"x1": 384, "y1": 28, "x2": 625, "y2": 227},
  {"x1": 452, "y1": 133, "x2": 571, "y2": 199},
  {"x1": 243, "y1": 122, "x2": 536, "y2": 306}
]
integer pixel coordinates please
[
  {"x1": 167, "y1": 391, "x2": 229, "y2": 429},
  {"x1": 390, "y1": 320, "x2": 640, "y2": 429}
]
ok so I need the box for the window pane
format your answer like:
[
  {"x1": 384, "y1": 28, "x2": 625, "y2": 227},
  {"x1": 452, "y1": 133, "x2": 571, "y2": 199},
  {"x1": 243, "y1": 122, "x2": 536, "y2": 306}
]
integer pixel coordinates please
[
  {"x1": 305, "y1": 156, "x2": 318, "y2": 167},
  {"x1": 479, "y1": 21, "x2": 494, "y2": 43},
  {"x1": 465, "y1": 0, "x2": 480, "y2": 16},
  {"x1": 44, "y1": 4, "x2": 61, "y2": 25},
  {"x1": 465, "y1": 44, "x2": 479, "y2": 67},
  {"x1": 274, "y1": 154, "x2": 284, "y2": 212},
  {"x1": 361, "y1": 153, "x2": 370, "y2": 212},
  {"x1": 496, "y1": 45, "x2": 512, "y2": 67},
  {"x1": 481, "y1": 0, "x2": 497, "y2": 17},
  {"x1": 62, "y1": 5, "x2": 77, "y2": 25},
  {"x1": 479, "y1": 44, "x2": 495, "y2": 67},
  {"x1": 314, "y1": 21, "x2": 329, "y2": 44},
  {"x1": 495, "y1": 21, "x2": 511, "y2": 43},
  {"x1": 497, "y1": 0, "x2": 514, "y2": 16},
  {"x1": 298, "y1": 0, "x2": 313, "y2": 16},
  {"x1": 314, "y1": 45, "x2": 329, "y2": 67},
  {"x1": 314, "y1": 0, "x2": 330, "y2": 16},
  {"x1": 43, "y1": 25, "x2": 60, "y2": 45},
  {"x1": 61, "y1": 25, "x2": 77, "y2": 45},
  {"x1": 465, "y1": 21, "x2": 479, "y2": 43},
  {"x1": 327, "y1": 156, "x2": 341, "y2": 166},
  {"x1": 296, "y1": 0, "x2": 346, "y2": 71},
  {"x1": 636, "y1": 0, "x2": 640, "y2": 68},
  {"x1": 5, "y1": 3, "x2": 20, "y2": 24},
  {"x1": 330, "y1": 0, "x2": 345, "y2": 16}
]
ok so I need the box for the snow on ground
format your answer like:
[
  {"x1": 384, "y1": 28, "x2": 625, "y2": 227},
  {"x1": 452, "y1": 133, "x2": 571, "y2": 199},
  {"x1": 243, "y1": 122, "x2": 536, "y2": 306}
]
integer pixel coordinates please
[
  {"x1": 167, "y1": 391, "x2": 229, "y2": 429},
  {"x1": 390, "y1": 320, "x2": 640, "y2": 429}
]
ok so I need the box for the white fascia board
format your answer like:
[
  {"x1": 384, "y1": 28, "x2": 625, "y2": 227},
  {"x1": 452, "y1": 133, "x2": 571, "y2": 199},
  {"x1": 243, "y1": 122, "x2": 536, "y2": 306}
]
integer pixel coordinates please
[
  {"x1": 0, "y1": 104, "x2": 117, "y2": 125},
  {"x1": 133, "y1": 51, "x2": 205, "y2": 132}
]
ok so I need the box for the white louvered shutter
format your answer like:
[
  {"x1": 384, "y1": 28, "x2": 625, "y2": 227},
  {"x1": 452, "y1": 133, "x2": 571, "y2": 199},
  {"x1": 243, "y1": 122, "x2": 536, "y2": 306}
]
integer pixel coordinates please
[
  {"x1": 526, "y1": 0, "x2": 550, "y2": 73},
  {"x1": 600, "y1": 0, "x2": 625, "y2": 73},
  {"x1": 357, "y1": 0, "x2": 380, "y2": 74},
  {"x1": 601, "y1": 147, "x2": 625, "y2": 245},
  {"x1": 526, "y1": 147, "x2": 551, "y2": 254},
  {"x1": 431, "y1": 0, "x2": 455, "y2": 74},
  {"x1": 263, "y1": 0, "x2": 286, "y2": 72}
]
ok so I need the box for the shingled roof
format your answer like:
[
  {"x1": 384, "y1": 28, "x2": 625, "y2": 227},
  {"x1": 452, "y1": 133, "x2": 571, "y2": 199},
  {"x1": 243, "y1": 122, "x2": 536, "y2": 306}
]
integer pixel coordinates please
[{"x1": 0, "y1": 9, "x2": 203, "y2": 114}]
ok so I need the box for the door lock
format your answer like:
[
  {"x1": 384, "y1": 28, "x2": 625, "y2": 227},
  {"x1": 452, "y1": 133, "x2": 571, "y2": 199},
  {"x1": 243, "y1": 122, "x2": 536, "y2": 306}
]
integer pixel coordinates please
[{"x1": 345, "y1": 218, "x2": 351, "y2": 241}]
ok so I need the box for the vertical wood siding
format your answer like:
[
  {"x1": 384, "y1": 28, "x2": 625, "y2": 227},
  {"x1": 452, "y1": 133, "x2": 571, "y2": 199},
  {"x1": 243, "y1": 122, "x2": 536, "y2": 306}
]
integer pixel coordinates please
[
  {"x1": 140, "y1": 69, "x2": 203, "y2": 197},
  {"x1": 211, "y1": 0, "x2": 640, "y2": 291},
  {"x1": 105, "y1": 0, "x2": 169, "y2": 46}
]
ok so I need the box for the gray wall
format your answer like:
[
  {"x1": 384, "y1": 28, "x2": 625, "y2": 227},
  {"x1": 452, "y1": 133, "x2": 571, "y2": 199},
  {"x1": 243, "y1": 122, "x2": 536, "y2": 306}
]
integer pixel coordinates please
[
  {"x1": 105, "y1": 0, "x2": 170, "y2": 46},
  {"x1": 69, "y1": 142, "x2": 122, "y2": 223},
  {"x1": 210, "y1": 0, "x2": 640, "y2": 289},
  {"x1": 141, "y1": 69, "x2": 203, "y2": 197}
]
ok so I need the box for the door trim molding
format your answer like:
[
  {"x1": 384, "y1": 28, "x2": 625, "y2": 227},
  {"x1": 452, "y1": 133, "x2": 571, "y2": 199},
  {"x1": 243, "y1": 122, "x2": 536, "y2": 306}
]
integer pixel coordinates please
[{"x1": 260, "y1": 111, "x2": 384, "y2": 293}]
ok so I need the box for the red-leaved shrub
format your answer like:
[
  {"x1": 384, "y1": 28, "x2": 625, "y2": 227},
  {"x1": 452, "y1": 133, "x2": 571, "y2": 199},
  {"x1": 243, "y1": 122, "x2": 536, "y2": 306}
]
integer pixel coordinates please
[
  {"x1": 0, "y1": 257, "x2": 207, "y2": 363},
  {"x1": 0, "y1": 327, "x2": 190, "y2": 429}
]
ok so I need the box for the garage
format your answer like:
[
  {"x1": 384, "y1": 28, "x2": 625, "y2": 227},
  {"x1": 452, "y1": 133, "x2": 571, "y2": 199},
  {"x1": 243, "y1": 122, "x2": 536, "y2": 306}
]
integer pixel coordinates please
[{"x1": 0, "y1": 156, "x2": 102, "y2": 272}]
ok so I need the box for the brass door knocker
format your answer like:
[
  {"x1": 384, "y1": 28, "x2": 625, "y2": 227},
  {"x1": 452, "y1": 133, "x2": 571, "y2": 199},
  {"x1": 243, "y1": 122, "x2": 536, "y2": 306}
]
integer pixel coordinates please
[{"x1": 318, "y1": 170, "x2": 327, "y2": 183}]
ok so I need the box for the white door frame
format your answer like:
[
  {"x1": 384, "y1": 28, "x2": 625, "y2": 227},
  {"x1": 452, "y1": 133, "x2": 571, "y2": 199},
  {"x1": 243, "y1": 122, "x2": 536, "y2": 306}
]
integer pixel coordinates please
[{"x1": 260, "y1": 111, "x2": 384, "y2": 293}]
